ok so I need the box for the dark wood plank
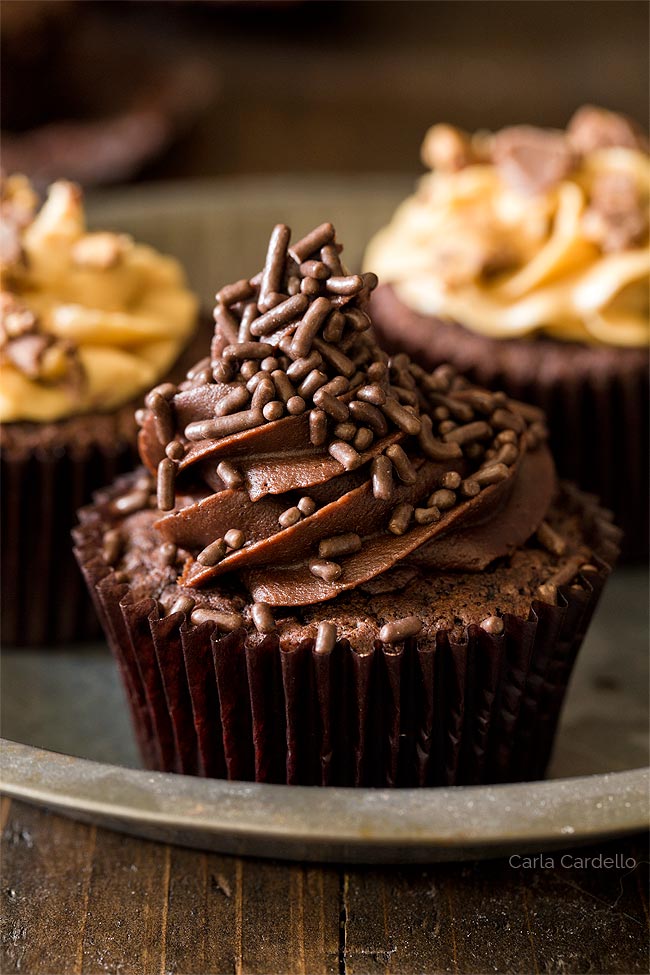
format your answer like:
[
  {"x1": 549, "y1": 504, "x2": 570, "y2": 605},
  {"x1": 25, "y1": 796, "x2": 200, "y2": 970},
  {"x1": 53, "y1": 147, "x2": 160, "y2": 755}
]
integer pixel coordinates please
[
  {"x1": 238, "y1": 858, "x2": 340, "y2": 974},
  {"x1": 343, "y1": 866, "x2": 456, "y2": 974},
  {"x1": 516, "y1": 838, "x2": 650, "y2": 975},
  {"x1": 162, "y1": 846, "x2": 237, "y2": 974},
  {"x1": 0, "y1": 799, "x2": 96, "y2": 975},
  {"x1": 342, "y1": 838, "x2": 650, "y2": 975},
  {"x1": 433, "y1": 859, "x2": 540, "y2": 975},
  {"x1": 2, "y1": 800, "x2": 649, "y2": 975},
  {"x1": 78, "y1": 823, "x2": 169, "y2": 975}
]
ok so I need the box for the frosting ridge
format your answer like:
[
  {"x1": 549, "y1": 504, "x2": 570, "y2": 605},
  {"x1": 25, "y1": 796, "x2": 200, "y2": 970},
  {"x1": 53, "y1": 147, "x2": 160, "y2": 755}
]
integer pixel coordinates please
[{"x1": 1, "y1": 175, "x2": 198, "y2": 422}]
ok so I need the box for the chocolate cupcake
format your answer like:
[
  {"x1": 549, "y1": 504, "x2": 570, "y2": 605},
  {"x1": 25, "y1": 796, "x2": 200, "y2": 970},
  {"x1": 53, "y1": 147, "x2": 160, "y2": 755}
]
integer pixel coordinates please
[
  {"x1": 1, "y1": 175, "x2": 198, "y2": 644},
  {"x1": 74, "y1": 222, "x2": 619, "y2": 786},
  {"x1": 365, "y1": 106, "x2": 649, "y2": 561}
]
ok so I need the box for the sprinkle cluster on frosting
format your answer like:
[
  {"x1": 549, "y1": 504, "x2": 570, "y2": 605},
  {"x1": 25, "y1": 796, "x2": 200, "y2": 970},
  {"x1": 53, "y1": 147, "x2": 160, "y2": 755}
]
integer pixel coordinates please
[
  {"x1": 364, "y1": 106, "x2": 650, "y2": 347},
  {"x1": 129, "y1": 222, "x2": 555, "y2": 629},
  {"x1": 0, "y1": 175, "x2": 197, "y2": 423}
]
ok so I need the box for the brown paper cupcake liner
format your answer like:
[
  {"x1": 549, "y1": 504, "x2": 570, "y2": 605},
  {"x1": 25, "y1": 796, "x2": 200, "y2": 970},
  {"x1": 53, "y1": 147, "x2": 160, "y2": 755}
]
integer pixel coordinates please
[
  {"x1": 370, "y1": 285, "x2": 648, "y2": 562},
  {"x1": 1, "y1": 432, "x2": 135, "y2": 646},
  {"x1": 73, "y1": 487, "x2": 618, "y2": 787},
  {"x1": 1, "y1": 317, "x2": 213, "y2": 647}
]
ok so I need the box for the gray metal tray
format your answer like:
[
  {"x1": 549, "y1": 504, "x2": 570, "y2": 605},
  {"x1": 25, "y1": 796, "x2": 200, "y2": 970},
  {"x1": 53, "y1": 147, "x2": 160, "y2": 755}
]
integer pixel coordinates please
[{"x1": 1, "y1": 179, "x2": 648, "y2": 863}]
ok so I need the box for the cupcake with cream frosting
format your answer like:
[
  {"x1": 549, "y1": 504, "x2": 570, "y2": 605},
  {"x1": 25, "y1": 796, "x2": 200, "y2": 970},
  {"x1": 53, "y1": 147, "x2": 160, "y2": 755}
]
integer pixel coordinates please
[
  {"x1": 1, "y1": 175, "x2": 198, "y2": 644},
  {"x1": 365, "y1": 106, "x2": 649, "y2": 560},
  {"x1": 74, "y1": 222, "x2": 618, "y2": 786}
]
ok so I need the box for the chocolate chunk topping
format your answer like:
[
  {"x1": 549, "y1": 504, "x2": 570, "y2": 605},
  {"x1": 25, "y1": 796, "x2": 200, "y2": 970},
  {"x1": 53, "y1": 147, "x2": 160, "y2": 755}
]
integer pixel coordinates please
[
  {"x1": 567, "y1": 105, "x2": 648, "y2": 155},
  {"x1": 492, "y1": 125, "x2": 576, "y2": 194},
  {"x1": 421, "y1": 123, "x2": 476, "y2": 172},
  {"x1": 583, "y1": 171, "x2": 648, "y2": 252},
  {"x1": 4, "y1": 332, "x2": 51, "y2": 378}
]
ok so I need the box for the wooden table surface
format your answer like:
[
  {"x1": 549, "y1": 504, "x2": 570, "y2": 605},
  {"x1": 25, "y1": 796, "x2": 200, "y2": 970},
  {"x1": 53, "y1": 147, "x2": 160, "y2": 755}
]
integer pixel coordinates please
[{"x1": 1, "y1": 797, "x2": 647, "y2": 974}]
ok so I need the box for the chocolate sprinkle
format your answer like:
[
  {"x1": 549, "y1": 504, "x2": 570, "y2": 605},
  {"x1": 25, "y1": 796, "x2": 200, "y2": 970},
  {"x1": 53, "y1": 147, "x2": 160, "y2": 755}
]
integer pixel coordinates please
[
  {"x1": 349, "y1": 400, "x2": 387, "y2": 436},
  {"x1": 379, "y1": 616, "x2": 423, "y2": 644},
  {"x1": 388, "y1": 502, "x2": 414, "y2": 535},
  {"x1": 353, "y1": 427, "x2": 374, "y2": 451},
  {"x1": 309, "y1": 558, "x2": 343, "y2": 582},
  {"x1": 279, "y1": 507, "x2": 301, "y2": 529},
  {"x1": 260, "y1": 224, "x2": 291, "y2": 310},
  {"x1": 385, "y1": 443, "x2": 417, "y2": 484},
  {"x1": 309, "y1": 409, "x2": 328, "y2": 446},
  {"x1": 157, "y1": 458, "x2": 176, "y2": 512},
  {"x1": 250, "y1": 294, "x2": 309, "y2": 337},
  {"x1": 185, "y1": 409, "x2": 264, "y2": 441},
  {"x1": 165, "y1": 440, "x2": 185, "y2": 461},
  {"x1": 214, "y1": 385, "x2": 250, "y2": 417},
  {"x1": 536, "y1": 521, "x2": 567, "y2": 556},
  {"x1": 414, "y1": 505, "x2": 441, "y2": 525},
  {"x1": 112, "y1": 488, "x2": 149, "y2": 516},
  {"x1": 381, "y1": 398, "x2": 421, "y2": 435},
  {"x1": 480, "y1": 616, "x2": 505, "y2": 635},
  {"x1": 147, "y1": 391, "x2": 175, "y2": 446},
  {"x1": 314, "y1": 620, "x2": 337, "y2": 654},
  {"x1": 428, "y1": 488, "x2": 456, "y2": 510},
  {"x1": 440, "y1": 471, "x2": 462, "y2": 490},
  {"x1": 371, "y1": 455, "x2": 393, "y2": 500},
  {"x1": 473, "y1": 462, "x2": 509, "y2": 486},
  {"x1": 314, "y1": 388, "x2": 349, "y2": 421},
  {"x1": 318, "y1": 533, "x2": 362, "y2": 559},
  {"x1": 289, "y1": 222, "x2": 335, "y2": 263},
  {"x1": 263, "y1": 401, "x2": 284, "y2": 421},
  {"x1": 217, "y1": 461, "x2": 244, "y2": 489},
  {"x1": 252, "y1": 601, "x2": 276, "y2": 634},
  {"x1": 102, "y1": 529, "x2": 123, "y2": 566},
  {"x1": 196, "y1": 538, "x2": 227, "y2": 566},
  {"x1": 224, "y1": 529, "x2": 245, "y2": 550},
  {"x1": 444, "y1": 420, "x2": 491, "y2": 444},
  {"x1": 328, "y1": 441, "x2": 362, "y2": 471},
  {"x1": 168, "y1": 594, "x2": 195, "y2": 617},
  {"x1": 159, "y1": 542, "x2": 178, "y2": 566},
  {"x1": 190, "y1": 608, "x2": 243, "y2": 631},
  {"x1": 298, "y1": 496, "x2": 317, "y2": 516},
  {"x1": 216, "y1": 278, "x2": 255, "y2": 306}
]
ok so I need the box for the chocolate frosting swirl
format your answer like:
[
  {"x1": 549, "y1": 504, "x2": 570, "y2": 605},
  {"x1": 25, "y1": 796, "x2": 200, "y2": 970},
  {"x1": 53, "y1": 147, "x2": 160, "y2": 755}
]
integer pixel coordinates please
[{"x1": 136, "y1": 222, "x2": 554, "y2": 608}]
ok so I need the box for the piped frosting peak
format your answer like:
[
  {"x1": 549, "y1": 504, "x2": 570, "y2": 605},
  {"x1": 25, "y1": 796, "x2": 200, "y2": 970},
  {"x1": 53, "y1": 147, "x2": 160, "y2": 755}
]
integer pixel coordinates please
[{"x1": 134, "y1": 222, "x2": 555, "y2": 609}]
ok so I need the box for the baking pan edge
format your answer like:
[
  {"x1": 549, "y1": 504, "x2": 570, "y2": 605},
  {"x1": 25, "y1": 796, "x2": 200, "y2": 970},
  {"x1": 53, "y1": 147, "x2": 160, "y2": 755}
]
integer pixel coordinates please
[{"x1": 1, "y1": 740, "x2": 647, "y2": 863}]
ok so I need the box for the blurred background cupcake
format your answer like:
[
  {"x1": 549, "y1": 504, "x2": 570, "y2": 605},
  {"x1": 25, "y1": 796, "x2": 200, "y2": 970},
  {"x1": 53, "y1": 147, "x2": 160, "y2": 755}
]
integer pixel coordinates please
[
  {"x1": 1, "y1": 0, "x2": 219, "y2": 188},
  {"x1": 365, "y1": 107, "x2": 649, "y2": 560},
  {"x1": 1, "y1": 175, "x2": 198, "y2": 644}
]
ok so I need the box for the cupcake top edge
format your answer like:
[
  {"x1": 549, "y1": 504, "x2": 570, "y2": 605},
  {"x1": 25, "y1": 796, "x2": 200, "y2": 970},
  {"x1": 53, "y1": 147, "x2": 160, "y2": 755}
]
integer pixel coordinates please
[
  {"x1": 364, "y1": 105, "x2": 650, "y2": 349},
  {"x1": 0, "y1": 174, "x2": 198, "y2": 424},
  {"x1": 124, "y1": 221, "x2": 558, "y2": 613}
]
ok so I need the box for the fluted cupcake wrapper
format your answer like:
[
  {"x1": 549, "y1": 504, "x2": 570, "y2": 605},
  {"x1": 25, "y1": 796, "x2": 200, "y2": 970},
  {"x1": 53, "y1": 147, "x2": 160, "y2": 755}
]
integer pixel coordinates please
[
  {"x1": 1, "y1": 435, "x2": 135, "y2": 646},
  {"x1": 73, "y1": 489, "x2": 617, "y2": 787},
  {"x1": 370, "y1": 285, "x2": 649, "y2": 562},
  {"x1": 1, "y1": 317, "x2": 213, "y2": 648}
]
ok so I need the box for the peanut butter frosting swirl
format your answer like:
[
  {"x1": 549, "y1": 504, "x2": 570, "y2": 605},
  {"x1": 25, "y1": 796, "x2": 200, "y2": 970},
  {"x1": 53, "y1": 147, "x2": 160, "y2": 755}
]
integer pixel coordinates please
[
  {"x1": 134, "y1": 222, "x2": 555, "y2": 610},
  {"x1": 364, "y1": 106, "x2": 649, "y2": 348},
  {"x1": 0, "y1": 175, "x2": 197, "y2": 423}
]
